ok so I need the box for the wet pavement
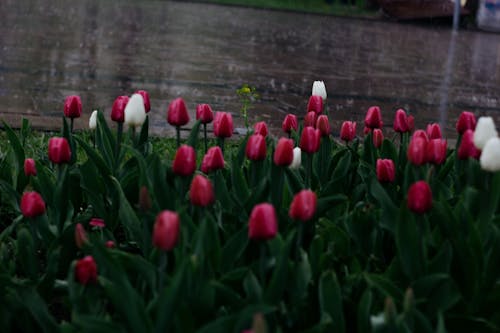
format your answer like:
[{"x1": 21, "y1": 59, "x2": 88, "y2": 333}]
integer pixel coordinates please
[{"x1": 1, "y1": 0, "x2": 500, "y2": 138}]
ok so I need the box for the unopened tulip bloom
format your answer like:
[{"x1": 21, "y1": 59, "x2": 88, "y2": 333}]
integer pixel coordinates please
[
  {"x1": 167, "y1": 97, "x2": 190, "y2": 127},
  {"x1": 274, "y1": 138, "x2": 294, "y2": 166},
  {"x1": 213, "y1": 112, "x2": 234, "y2": 138},
  {"x1": 480, "y1": 137, "x2": 500, "y2": 172},
  {"x1": 365, "y1": 106, "x2": 383, "y2": 129},
  {"x1": 105, "y1": 240, "x2": 115, "y2": 248},
  {"x1": 407, "y1": 137, "x2": 428, "y2": 165},
  {"x1": 304, "y1": 112, "x2": 317, "y2": 128},
  {"x1": 201, "y1": 146, "x2": 225, "y2": 173},
  {"x1": 316, "y1": 115, "x2": 331, "y2": 136},
  {"x1": 89, "y1": 218, "x2": 105, "y2": 228},
  {"x1": 124, "y1": 93, "x2": 146, "y2": 128},
  {"x1": 426, "y1": 123, "x2": 442, "y2": 140},
  {"x1": 135, "y1": 90, "x2": 151, "y2": 113},
  {"x1": 139, "y1": 186, "x2": 152, "y2": 212},
  {"x1": 189, "y1": 175, "x2": 215, "y2": 207},
  {"x1": 153, "y1": 210, "x2": 180, "y2": 251},
  {"x1": 111, "y1": 95, "x2": 129, "y2": 123},
  {"x1": 282, "y1": 114, "x2": 298, "y2": 134},
  {"x1": 456, "y1": 111, "x2": 476, "y2": 135},
  {"x1": 48, "y1": 137, "x2": 71, "y2": 164},
  {"x1": 407, "y1": 115, "x2": 415, "y2": 132},
  {"x1": 246, "y1": 134, "x2": 267, "y2": 161},
  {"x1": 300, "y1": 127, "x2": 321, "y2": 154},
  {"x1": 24, "y1": 158, "x2": 36, "y2": 176},
  {"x1": 340, "y1": 121, "x2": 356, "y2": 142},
  {"x1": 75, "y1": 256, "x2": 98, "y2": 285},
  {"x1": 64, "y1": 95, "x2": 82, "y2": 119},
  {"x1": 474, "y1": 117, "x2": 498, "y2": 150},
  {"x1": 458, "y1": 129, "x2": 481, "y2": 160},
  {"x1": 253, "y1": 121, "x2": 268, "y2": 137},
  {"x1": 75, "y1": 223, "x2": 88, "y2": 249},
  {"x1": 20, "y1": 191, "x2": 45, "y2": 218},
  {"x1": 427, "y1": 139, "x2": 447, "y2": 165},
  {"x1": 307, "y1": 95, "x2": 323, "y2": 114},
  {"x1": 172, "y1": 145, "x2": 196, "y2": 176},
  {"x1": 393, "y1": 109, "x2": 409, "y2": 133},
  {"x1": 248, "y1": 203, "x2": 278, "y2": 240},
  {"x1": 376, "y1": 159, "x2": 395, "y2": 183},
  {"x1": 289, "y1": 190, "x2": 317, "y2": 222},
  {"x1": 289, "y1": 147, "x2": 302, "y2": 169},
  {"x1": 412, "y1": 130, "x2": 429, "y2": 142},
  {"x1": 407, "y1": 181, "x2": 432, "y2": 214},
  {"x1": 196, "y1": 104, "x2": 214, "y2": 124},
  {"x1": 312, "y1": 81, "x2": 327, "y2": 100},
  {"x1": 89, "y1": 110, "x2": 97, "y2": 130},
  {"x1": 373, "y1": 128, "x2": 383, "y2": 148}
]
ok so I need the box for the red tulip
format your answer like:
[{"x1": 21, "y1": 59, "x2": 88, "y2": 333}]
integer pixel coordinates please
[
  {"x1": 20, "y1": 191, "x2": 45, "y2": 218},
  {"x1": 63, "y1": 95, "x2": 82, "y2": 118},
  {"x1": 393, "y1": 109, "x2": 409, "y2": 133},
  {"x1": 407, "y1": 181, "x2": 432, "y2": 214},
  {"x1": 105, "y1": 240, "x2": 115, "y2": 248},
  {"x1": 458, "y1": 129, "x2": 481, "y2": 160},
  {"x1": 273, "y1": 138, "x2": 294, "y2": 166},
  {"x1": 75, "y1": 223, "x2": 88, "y2": 249},
  {"x1": 365, "y1": 106, "x2": 382, "y2": 129},
  {"x1": 407, "y1": 137, "x2": 428, "y2": 165},
  {"x1": 307, "y1": 95, "x2": 323, "y2": 114},
  {"x1": 172, "y1": 145, "x2": 196, "y2": 176},
  {"x1": 48, "y1": 137, "x2": 71, "y2": 164},
  {"x1": 111, "y1": 95, "x2": 129, "y2": 123},
  {"x1": 75, "y1": 256, "x2": 98, "y2": 285},
  {"x1": 24, "y1": 158, "x2": 37, "y2": 176},
  {"x1": 373, "y1": 128, "x2": 384, "y2": 148},
  {"x1": 407, "y1": 115, "x2": 415, "y2": 132},
  {"x1": 426, "y1": 123, "x2": 442, "y2": 139},
  {"x1": 167, "y1": 97, "x2": 190, "y2": 127},
  {"x1": 282, "y1": 114, "x2": 298, "y2": 134},
  {"x1": 153, "y1": 210, "x2": 180, "y2": 251},
  {"x1": 246, "y1": 134, "x2": 267, "y2": 161},
  {"x1": 189, "y1": 175, "x2": 215, "y2": 207},
  {"x1": 89, "y1": 218, "x2": 105, "y2": 228},
  {"x1": 139, "y1": 186, "x2": 152, "y2": 212},
  {"x1": 248, "y1": 203, "x2": 278, "y2": 240},
  {"x1": 412, "y1": 130, "x2": 429, "y2": 143},
  {"x1": 340, "y1": 121, "x2": 356, "y2": 142},
  {"x1": 316, "y1": 115, "x2": 331, "y2": 137},
  {"x1": 456, "y1": 111, "x2": 476, "y2": 135},
  {"x1": 213, "y1": 112, "x2": 234, "y2": 138},
  {"x1": 299, "y1": 127, "x2": 321, "y2": 154},
  {"x1": 427, "y1": 139, "x2": 447, "y2": 165},
  {"x1": 289, "y1": 190, "x2": 317, "y2": 222},
  {"x1": 376, "y1": 159, "x2": 395, "y2": 183},
  {"x1": 135, "y1": 90, "x2": 151, "y2": 113},
  {"x1": 201, "y1": 146, "x2": 225, "y2": 173},
  {"x1": 304, "y1": 112, "x2": 317, "y2": 128},
  {"x1": 363, "y1": 126, "x2": 371, "y2": 135},
  {"x1": 253, "y1": 121, "x2": 268, "y2": 137},
  {"x1": 196, "y1": 104, "x2": 214, "y2": 124}
]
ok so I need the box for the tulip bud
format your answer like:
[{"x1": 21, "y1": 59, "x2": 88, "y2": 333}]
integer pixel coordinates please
[
  {"x1": 153, "y1": 210, "x2": 180, "y2": 251},
  {"x1": 124, "y1": 93, "x2": 146, "y2": 128},
  {"x1": 24, "y1": 158, "x2": 37, "y2": 176},
  {"x1": 189, "y1": 174, "x2": 215, "y2": 207},
  {"x1": 307, "y1": 95, "x2": 323, "y2": 114},
  {"x1": 248, "y1": 203, "x2": 278, "y2": 240},
  {"x1": 364, "y1": 106, "x2": 382, "y2": 129},
  {"x1": 75, "y1": 256, "x2": 97, "y2": 285},
  {"x1": 384, "y1": 297, "x2": 397, "y2": 324},
  {"x1": 111, "y1": 95, "x2": 129, "y2": 123},
  {"x1": 304, "y1": 111, "x2": 317, "y2": 128},
  {"x1": 480, "y1": 137, "x2": 500, "y2": 172},
  {"x1": 340, "y1": 121, "x2": 356, "y2": 142},
  {"x1": 89, "y1": 110, "x2": 98, "y2": 130},
  {"x1": 456, "y1": 111, "x2": 476, "y2": 135},
  {"x1": 89, "y1": 218, "x2": 105, "y2": 228},
  {"x1": 372, "y1": 128, "x2": 383, "y2": 148},
  {"x1": 289, "y1": 189, "x2": 317, "y2": 222},
  {"x1": 393, "y1": 109, "x2": 409, "y2": 133},
  {"x1": 407, "y1": 181, "x2": 432, "y2": 214},
  {"x1": 458, "y1": 129, "x2": 481, "y2": 160},
  {"x1": 135, "y1": 90, "x2": 151, "y2": 113},
  {"x1": 363, "y1": 126, "x2": 371, "y2": 135},
  {"x1": 273, "y1": 138, "x2": 294, "y2": 166},
  {"x1": 289, "y1": 147, "x2": 302, "y2": 169},
  {"x1": 201, "y1": 146, "x2": 225, "y2": 173},
  {"x1": 312, "y1": 81, "x2": 327, "y2": 100},
  {"x1": 282, "y1": 114, "x2": 298, "y2": 134},
  {"x1": 376, "y1": 159, "x2": 395, "y2": 183},
  {"x1": 427, "y1": 139, "x2": 447, "y2": 165},
  {"x1": 316, "y1": 115, "x2": 330, "y2": 136},
  {"x1": 407, "y1": 137, "x2": 428, "y2": 165},
  {"x1": 474, "y1": 117, "x2": 498, "y2": 150},
  {"x1": 245, "y1": 134, "x2": 267, "y2": 161},
  {"x1": 167, "y1": 97, "x2": 190, "y2": 127},
  {"x1": 403, "y1": 288, "x2": 415, "y2": 313},
  {"x1": 253, "y1": 121, "x2": 268, "y2": 137},
  {"x1": 48, "y1": 137, "x2": 71, "y2": 164},
  {"x1": 299, "y1": 127, "x2": 321, "y2": 154},
  {"x1": 172, "y1": 145, "x2": 196, "y2": 176},
  {"x1": 196, "y1": 103, "x2": 214, "y2": 124},
  {"x1": 139, "y1": 185, "x2": 152, "y2": 212},
  {"x1": 407, "y1": 115, "x2": 415, "y2": 132},
  {"x1": 105, "y1": 240, "x2": 115, "y2": 248},
  {"x1": 426, "y1": 123, "x2": 442, "y2": 139},
  {"x1": 63, "y1": 95, "x2": 82, "y2": 118},
  {"x1": 75, "y1": 223, "x2": 88, "y2": 249},
  {"x1": 412, "y1": 130, "x2": 429, "y2": 143},
  {"x1": 213, "y1": 112, "x2": 234, "y2": 138},
  {"x1": 20, "y1": 191, "x2": 46, "y2": 218}
]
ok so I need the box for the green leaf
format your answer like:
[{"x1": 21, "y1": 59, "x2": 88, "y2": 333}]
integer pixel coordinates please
[
  {"x1": 75, "y1": 136, "x2": 111, "y2": 177},
  {"x1": 290, "y1": 249, "x2": 312, "y2": 303},
  {"x1": 154, "y1": 262, "x2": 186, "y2": 333},
  {"x1": 196, "y1": 315, "x2": 235, "y2": 333},
  {"x1": 370, "y1": 178, "x2": 398, "y2": 232},
  {"x1": 316, "y1": 194, "x2": 348, "y2": 217},
  {"x1": 357, "y1": 289, "x2": 373, "y2": 333},
  {"x1": 364, "y1": 273, "x2": 404, "y2": 301},
  {"x1": 395, "y1": 210, "x2": 423, "y2": 279},
  {"x1": 187, "y1": 119, "x2": 202, "y2": 149},
  {"x1": 243, "y1": 271, "x2": 262, "y2": 302},
  {"x1": 428, "y1": 241, "x2": 453, "y2": 274},
  {"x1": 221, "y1": 227, "x2": 249, "y2": 273},
  {"x1": 230, "y1": 155, "x2": 250, "y2": 205},
  {"x1": 264, "y1": 230, "x2": 294, "y2": 303},
  {"x1": 17, "y1": 228, "x2": 38, "y2": 280},
  {"x1": 15, "y1": 286, "x2": 59, "y2": 333},
  {"x1": 73, "y1": 314, "x2": 126, "y2": 333},
  {"x1": 318, "y1": 270, "x2": 345, "y2": 333}
]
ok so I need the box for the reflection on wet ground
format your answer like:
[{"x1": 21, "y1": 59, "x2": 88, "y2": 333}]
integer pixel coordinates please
[{"x1": 1, "y1": 0, "x2": 500, "y2": 138}]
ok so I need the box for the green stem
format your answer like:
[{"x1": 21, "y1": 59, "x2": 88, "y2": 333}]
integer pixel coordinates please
[
  {"x1": 176, "y1": 126, "x2": 181, "y2": 148},
  {"x1": 116, "y1": 122, "x2": 123, "y2": 163},
  {"x1": 296, "y1": 222, "x2": 304, "y2": 261},
  {"x1": 203, "y1": 123, "x2": 208, "y2": 153},
  {"x1": 306, "y1": 153, "x2": 313, "y2": 189},
  {"x1": 259, "y1": 242, "x2": 266, "y2": 285},
  {"x1": 70, "y1": 118, "x2": 74, "y2": 133},
  {"x1": 158, "y1": 252, "x2": 168, "y2": 292}
]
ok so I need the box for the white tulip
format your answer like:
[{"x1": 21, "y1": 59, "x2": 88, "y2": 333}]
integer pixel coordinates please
[
  {"x1": 89, "y1": 110, "x2": 98, "y2": 130},
  {"x1": 474, "y1": 117, "x2": 497, "y2": 150},
  {"x1": 289, "y1": 147, "x2": 301, "y2": 169},
  {"x1": 312, "y1": 81, "x2": 327, "y2": 100},
  {"x1": 124, "y1": 93, "x2": 146, "y2": 128},
  {"x1": 480, "y1": 137, "x2": 500, "y2": 172}
]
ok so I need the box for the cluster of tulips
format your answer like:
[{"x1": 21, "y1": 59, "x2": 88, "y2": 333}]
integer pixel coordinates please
[{"x1": 1, "y1": 80, "x2": 500, "y2": 332}]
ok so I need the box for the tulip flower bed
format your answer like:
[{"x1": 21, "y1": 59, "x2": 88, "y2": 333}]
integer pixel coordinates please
[{"x1": 1, "y1": 86, "x2": 500, "y2": 333}]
